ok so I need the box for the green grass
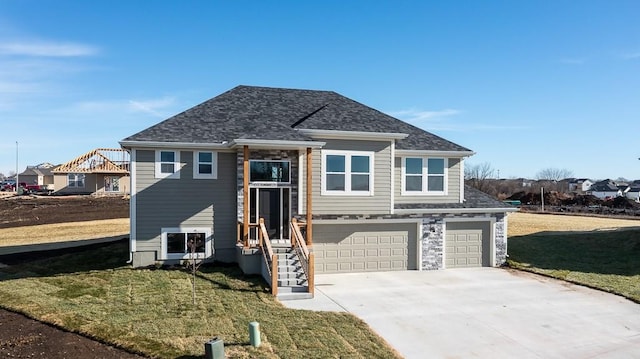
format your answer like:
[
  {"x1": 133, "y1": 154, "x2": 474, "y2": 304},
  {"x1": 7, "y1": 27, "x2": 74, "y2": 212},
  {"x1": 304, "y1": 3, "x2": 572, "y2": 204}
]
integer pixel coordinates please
[
  {"x1": 507, "y1": 229, "x2": 640, "y2": 303},
  {"x1": 0, "y1": 241, "x2": 400, "y2": 358}
]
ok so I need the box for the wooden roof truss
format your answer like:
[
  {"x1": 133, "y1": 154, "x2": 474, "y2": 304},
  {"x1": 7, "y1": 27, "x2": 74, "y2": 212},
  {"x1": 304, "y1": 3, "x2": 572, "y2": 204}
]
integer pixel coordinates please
[{"x1": 53, "y1": 148, "x2": 130, "y2": 174}]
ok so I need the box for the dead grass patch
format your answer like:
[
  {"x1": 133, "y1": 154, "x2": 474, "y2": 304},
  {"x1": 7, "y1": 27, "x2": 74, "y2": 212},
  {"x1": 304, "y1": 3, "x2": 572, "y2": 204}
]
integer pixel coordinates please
[
  {"x1": 0, "y1": 219, "x2": 129, "y2": 247},
  {"x1": 508, "y1": 212, "x2": 640, "y2": 237}
]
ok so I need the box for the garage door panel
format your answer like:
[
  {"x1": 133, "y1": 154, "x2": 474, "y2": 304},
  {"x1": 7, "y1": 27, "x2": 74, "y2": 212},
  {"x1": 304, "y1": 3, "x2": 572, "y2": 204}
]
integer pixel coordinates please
[
  {"x1": 446, "y1": 222, "x2": 491, "y2": 268},
  {"x1": 314, "y1": 223, "x2": 418, "y2": 273},
  {"x1": 324, "y1": 250, "x2": 338, "y2": 258}
]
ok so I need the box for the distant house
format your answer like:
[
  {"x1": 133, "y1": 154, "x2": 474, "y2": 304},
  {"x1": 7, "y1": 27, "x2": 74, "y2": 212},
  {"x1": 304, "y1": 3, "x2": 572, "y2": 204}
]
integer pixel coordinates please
[
  {"x1": 568, "y1": 178, "x2": 593, "y2": 193},
  {"x1": 587, "y1": 180, "x2": 622, "y2": 199},
  {"x1": 52, "y1": 148, "x2": 130, "y2": 195},
  {"x1": 18, "y1": 163, "x2": 56, "y2": 190},
  {"x1": 518, "y1": 178, "x2": 533, "y2": 188},
  {"x1": 624, "y1": 185, "x2": 640, "y2": 202}
]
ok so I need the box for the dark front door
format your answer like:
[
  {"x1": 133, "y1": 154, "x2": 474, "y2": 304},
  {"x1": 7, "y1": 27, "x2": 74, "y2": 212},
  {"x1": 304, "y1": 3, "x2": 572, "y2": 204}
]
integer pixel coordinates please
[{"x1": 250, "y1": 187, "x2": 290, "y2": 240}]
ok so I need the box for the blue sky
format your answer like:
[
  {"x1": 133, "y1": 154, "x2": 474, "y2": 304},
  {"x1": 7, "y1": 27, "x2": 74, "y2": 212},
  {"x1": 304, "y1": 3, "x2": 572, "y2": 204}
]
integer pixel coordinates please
[{"x1": 1, "y1": 1, "x2": 639, "y2": 180}]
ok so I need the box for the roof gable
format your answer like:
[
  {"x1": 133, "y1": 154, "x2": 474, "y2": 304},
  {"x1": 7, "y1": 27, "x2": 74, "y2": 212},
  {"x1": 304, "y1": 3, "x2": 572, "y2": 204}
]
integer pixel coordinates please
[{"x1": 53, "y1": 148, "x2": 130, "y2": 174}]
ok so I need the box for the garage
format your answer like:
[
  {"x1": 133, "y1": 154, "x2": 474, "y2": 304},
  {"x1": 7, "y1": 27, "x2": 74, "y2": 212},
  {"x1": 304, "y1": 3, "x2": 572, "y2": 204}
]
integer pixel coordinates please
[
  {"x1": 445, "y1": 221, "x2": 492, "y2": 268},
  {"x1": 313, "y1": 222, "x2": 418, "y2": 273}
]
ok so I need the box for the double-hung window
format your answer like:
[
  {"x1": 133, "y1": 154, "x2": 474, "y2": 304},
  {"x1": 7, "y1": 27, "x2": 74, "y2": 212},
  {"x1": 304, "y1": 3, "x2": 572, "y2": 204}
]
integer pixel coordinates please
[
  {"x1": 155, "y1": 150, "x2": 180, "y2": 179},
  {"x1": 193, "y1": 151, "x2": 218, "y2": 179},
  {"x1": 402, "y1": 157, "x2": 447, "y2": 195},
  {"x1": 161, "y1": 227, "x2": 212, "y2": 260},
  {"x1": 322, "y1": 150, "x2": 374, "y2": 195},
  {"x1": 68, "y1": 173, "x2": 85, "y2": 188}
]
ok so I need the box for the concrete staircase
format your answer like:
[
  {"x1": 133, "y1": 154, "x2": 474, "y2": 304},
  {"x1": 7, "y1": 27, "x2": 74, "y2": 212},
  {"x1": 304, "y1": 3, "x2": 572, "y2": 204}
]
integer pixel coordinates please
[{"x1": 272, "y1": 246, "x2": 312, "y2": 300}]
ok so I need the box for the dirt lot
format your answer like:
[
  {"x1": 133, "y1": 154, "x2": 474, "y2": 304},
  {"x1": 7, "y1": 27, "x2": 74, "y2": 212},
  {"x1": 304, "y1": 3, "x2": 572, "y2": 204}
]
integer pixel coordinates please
[
  {"x1": 0, "y1": 195, "x2": 142, "y2": 358},
  {"x1": 0, "y1": 195, "x2": 129, "y2": 229}
]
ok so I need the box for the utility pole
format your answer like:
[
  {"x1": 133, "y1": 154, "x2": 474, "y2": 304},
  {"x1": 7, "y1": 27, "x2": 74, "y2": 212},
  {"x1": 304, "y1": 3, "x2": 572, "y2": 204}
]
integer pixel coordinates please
[
  {"x1": 15, "y1": 141, "x2": 19, "y2": 193},
  {"x1": 541, "y1": 187, "x2": 544, "y2": 212}
]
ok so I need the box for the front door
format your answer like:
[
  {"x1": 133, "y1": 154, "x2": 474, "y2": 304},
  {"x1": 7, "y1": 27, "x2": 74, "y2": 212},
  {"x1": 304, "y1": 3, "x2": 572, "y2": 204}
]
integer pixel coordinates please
[{"x1": 250, "y1": 187, "x2": 290, "y2": 241}]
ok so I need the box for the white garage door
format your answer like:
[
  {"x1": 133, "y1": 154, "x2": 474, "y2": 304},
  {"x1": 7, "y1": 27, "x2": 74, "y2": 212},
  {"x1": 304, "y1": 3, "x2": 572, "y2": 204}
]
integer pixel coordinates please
[
  {"x1": 445, "y1": 221, "x2": 491, "y2": 268},
  {"x1": 313, "y1": 223, "x2": 418, "y2": 273}
]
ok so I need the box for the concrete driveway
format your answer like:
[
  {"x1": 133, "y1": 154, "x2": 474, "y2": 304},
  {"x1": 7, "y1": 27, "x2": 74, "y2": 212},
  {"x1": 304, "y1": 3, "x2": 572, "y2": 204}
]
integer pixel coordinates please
[{"x1": 283, "y1": 268, "x2": 640, "y2": 358}]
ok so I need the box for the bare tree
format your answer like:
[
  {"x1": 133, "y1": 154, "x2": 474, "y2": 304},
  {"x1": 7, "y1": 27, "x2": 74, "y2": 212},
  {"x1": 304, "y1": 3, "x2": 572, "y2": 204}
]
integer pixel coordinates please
[
  {"x1": 465, "y1": 162, "x2": 497, "y2": 193},
  {"x1": 184, "y1": 233, "x2": 206, "y2": 304},
  {"x1": 535, "y1": 168, "x2": 574, "y2": 181}
]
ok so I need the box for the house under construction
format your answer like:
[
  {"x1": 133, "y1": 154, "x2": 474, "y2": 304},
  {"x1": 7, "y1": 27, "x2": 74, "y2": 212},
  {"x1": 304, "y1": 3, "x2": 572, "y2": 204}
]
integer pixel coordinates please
[{"x1": 52, "y1": 148, "x2": 130, "y2": 195}]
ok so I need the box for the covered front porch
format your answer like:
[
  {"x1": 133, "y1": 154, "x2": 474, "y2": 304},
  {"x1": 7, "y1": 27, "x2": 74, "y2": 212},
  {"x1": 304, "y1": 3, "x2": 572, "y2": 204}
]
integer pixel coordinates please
[{"x1": 235, "y1": 145, "x2": 316, "y2": 299}]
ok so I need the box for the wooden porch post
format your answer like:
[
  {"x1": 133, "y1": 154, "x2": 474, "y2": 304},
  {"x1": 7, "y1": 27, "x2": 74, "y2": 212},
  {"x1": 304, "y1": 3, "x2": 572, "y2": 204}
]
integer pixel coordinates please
[
  {"x1": 306, "y1": 147, "x2": 313, "y2": 246},
  {"x1": 243, "y1": 145, "x2": 249, "y2": 248}
]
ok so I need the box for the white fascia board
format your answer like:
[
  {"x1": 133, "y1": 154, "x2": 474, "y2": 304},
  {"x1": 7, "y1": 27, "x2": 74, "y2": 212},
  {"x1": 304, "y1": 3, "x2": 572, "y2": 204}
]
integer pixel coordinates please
[
  {"x1": 395, "y1": 149, "x2": 476, "y2": 157},
  {"x1": 230, "y1": 139, "x2": 325, "y2": 149},
  {"x1": 298, "y1": 129, "x2": 409, "y2": 140},
  {"x1": 394, "y1": 207, "x2": 519, "y2": 215},
  {"x1": 119, "y1": 140, "x2": 231, "y2": 150}
]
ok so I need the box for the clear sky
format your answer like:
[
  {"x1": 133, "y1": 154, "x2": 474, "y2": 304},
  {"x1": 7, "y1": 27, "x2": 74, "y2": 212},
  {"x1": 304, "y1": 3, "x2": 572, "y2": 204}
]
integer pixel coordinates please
[{"x1": 1, "y1": 1, "x2": 639, "y2": 180}]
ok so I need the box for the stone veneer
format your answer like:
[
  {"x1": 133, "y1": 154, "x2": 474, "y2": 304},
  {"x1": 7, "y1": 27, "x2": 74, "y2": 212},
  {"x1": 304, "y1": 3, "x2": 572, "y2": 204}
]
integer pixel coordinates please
[
  {"x1": 421, "y1": 219, "x2": 444, "y2": 270},
  {"x1": 494, "y1": 215, "x2": 507, "y2": 265}
]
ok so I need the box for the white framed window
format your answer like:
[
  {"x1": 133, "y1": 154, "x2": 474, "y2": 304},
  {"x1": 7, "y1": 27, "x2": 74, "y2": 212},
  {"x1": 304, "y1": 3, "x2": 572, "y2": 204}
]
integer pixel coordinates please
[
  {"x1": 401, "y1": 157, "x2": 447, "y2": 195},
  {"x1": 155, "y1": 150, "x2": 180, "y2": 179},
  {"x1": 321, "y1": 150, "x2": 374, "y2": 195},
  {"x1": 160, "y1": 227, "x2": 212, "y2": 260},
  {"x1": 193, "y1": 151, "x2": 218, "y2": 179},
  {"x1": 249, "y1": 160, "x2": 291, "y2": 184},
  {"x1": 68, "y1": 173, "x2": 85, "y2": 188}
]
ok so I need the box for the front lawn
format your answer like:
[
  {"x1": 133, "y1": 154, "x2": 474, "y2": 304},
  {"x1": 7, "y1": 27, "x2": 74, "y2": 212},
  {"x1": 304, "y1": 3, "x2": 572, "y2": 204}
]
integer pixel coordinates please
[
  {"x1": 0, "y1": 240, "x2": 400, "y2": 358},
  {"x1": 507, "y1": 229, "x2": 640, "y2": 303}
]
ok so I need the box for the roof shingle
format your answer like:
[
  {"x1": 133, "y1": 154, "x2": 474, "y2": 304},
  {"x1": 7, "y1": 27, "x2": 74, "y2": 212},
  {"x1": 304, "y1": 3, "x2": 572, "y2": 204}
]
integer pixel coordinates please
[{"x1": 124, "y1": 85, "x2": 470, "y2": 152}]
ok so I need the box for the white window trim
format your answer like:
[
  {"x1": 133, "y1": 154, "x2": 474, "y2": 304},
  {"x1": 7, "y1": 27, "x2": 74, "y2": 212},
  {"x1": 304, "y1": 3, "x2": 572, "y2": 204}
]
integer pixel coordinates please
[
  {"x1": 249, "y1": 159, "x2": 291, "y2": 184},
  {"x1": 67, "y1": 173, "x2": 85, "y2": 188},
  {"x1": 160, "y1": 227, "x2": 213, "y2": 260},
  {"x1": 193, "y1": 151, "x2": 218, "y2": 179},
  {"x1": 155, "y1": 150, "x2": 180, "y2": 179},
  {"x1": 321, "y1": 149, "x2": 374, "y2": 196},
  {"x1": 401, "y1": 157, "x2": 448, "y2": 196}
]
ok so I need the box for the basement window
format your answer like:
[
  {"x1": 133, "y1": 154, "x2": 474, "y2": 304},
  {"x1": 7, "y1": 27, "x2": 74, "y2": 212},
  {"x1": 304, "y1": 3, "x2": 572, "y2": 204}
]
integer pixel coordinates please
[{"x1": 161, "y1": 228, "x2": 212, "y2": 260}]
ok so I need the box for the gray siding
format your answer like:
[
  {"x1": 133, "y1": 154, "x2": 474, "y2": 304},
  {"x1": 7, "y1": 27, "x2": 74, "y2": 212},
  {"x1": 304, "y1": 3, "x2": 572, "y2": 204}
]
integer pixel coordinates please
[
  {"x1": 134, "y1": 149, "x2": 237, "y2": 262},
  {"x1": 394, "y1": 157, "x2": 462, "y2": 204},
  {"x1": 301, "y1": 139, "x2": 392, "y2": 215}
]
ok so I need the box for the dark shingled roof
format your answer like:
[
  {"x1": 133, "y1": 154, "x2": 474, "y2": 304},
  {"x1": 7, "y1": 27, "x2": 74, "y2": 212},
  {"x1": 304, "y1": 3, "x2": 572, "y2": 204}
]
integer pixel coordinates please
[
  {"x1": 395, "y1": 186, "x2": 515, "y2": 210},
  {"x1": 123, "y1": 85, "x2": 470, "y2": 152}
]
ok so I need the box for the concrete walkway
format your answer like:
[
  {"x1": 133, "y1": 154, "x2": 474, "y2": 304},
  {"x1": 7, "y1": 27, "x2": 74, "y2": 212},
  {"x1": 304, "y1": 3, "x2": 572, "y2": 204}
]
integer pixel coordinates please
[{"x1": 283, "y1": 268, "x2": 640, "y2": 358}]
